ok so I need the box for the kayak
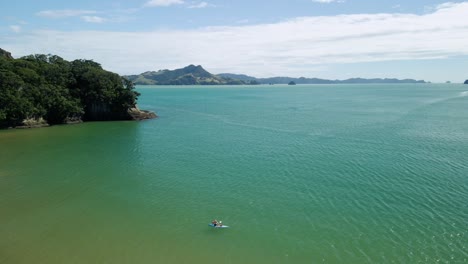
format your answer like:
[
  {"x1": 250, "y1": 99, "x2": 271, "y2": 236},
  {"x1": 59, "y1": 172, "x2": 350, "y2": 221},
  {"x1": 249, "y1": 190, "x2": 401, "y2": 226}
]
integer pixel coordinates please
[{"x1": 209, "y1": 223, "x2": 229, "y2": 228}]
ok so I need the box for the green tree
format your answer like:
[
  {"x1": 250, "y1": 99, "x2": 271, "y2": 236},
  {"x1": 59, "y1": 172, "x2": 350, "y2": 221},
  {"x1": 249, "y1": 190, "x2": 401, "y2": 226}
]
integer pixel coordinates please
[
  {"x1": 0, "y1": 70, "x2": 32, "y2": 126},
  {"x1": 0, "y1": 53, "x2": 140, "y2": 128}
]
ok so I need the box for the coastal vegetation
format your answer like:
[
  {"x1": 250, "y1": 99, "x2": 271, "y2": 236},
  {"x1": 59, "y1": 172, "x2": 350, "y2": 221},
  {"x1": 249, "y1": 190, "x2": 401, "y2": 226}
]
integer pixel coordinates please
[{"x1": 0, "y1": 48, "x2": 154, "y2": 129}]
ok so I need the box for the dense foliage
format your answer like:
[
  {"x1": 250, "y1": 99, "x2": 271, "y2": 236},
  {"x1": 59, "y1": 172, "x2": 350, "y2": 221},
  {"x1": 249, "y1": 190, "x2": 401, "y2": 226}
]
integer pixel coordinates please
[{"x1": 0, "y1": 53, "x2": 139, "y2": 128}]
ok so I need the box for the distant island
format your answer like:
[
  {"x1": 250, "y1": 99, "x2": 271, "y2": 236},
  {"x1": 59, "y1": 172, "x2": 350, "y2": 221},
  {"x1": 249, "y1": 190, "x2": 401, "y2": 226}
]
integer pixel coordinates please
[
  {"x1": 288, "y1": 81, "x2": 296, "y2": 85},
  {"x1": 0, "y1": 48, "x2": 155, "y2": 129},
  {"x1": 216, "y1": 73, "x2": 428, "y2": 85},
  {"x1": 464, "y1": 80, "x2": 468, "y2": 84},
  {"x1": 125, "y1": 65, "x2": 427, "y2": 85}
]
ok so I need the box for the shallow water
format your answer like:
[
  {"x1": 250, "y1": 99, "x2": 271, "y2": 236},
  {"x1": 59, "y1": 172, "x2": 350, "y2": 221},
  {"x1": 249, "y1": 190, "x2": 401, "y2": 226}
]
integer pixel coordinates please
[{"x1": 1, "y1": 84, "x2": 467, "y2": 263}]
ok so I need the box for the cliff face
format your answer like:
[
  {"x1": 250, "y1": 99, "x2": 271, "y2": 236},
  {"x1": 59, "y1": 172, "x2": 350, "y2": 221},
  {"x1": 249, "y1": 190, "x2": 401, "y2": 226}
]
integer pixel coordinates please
[
  {"x1": 86, "y1": 103, "x2": 118, "y2": 121},
  {"x1": 0, "y1": 48, "x2": 13, "y2": 59},
  {"x1": 85, "y1": 103, "x2": 156, "y2": 121}
]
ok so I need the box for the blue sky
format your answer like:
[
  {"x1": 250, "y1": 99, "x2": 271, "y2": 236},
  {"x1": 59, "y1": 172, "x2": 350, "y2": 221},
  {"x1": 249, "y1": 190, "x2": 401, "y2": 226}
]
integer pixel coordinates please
[{"x1": 1, "y1": 0, "x2": 468, "y2": 82}]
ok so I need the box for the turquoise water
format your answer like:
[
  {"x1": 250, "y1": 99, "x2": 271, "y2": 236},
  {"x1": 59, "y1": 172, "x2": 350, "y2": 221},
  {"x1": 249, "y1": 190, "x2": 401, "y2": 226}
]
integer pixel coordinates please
[{"x1": 0, "y1": 84, "x2": 467, "y2": 263}]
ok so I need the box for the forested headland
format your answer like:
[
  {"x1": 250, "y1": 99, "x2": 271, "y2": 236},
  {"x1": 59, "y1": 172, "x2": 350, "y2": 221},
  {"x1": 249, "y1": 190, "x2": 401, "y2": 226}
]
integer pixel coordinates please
[{"x1": 0, "y1": 48, "x2": 155, "y2": 129}]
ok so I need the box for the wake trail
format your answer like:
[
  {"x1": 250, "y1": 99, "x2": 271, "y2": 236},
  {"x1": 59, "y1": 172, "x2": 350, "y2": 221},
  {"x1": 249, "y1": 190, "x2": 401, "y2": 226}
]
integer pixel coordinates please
[
  {"x1": 168, "y1": 107, "x2": 299, "y2": 134},
  {"x1": 426, "y1": 91, "x2": 468, "y2": 105}
]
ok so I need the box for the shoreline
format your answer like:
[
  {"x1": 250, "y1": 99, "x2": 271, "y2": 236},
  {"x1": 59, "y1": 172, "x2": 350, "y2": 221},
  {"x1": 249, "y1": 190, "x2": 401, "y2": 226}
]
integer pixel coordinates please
[
  {"x1": 134, "y1": 83, "x2": 440, "y2": 88},
  {"x1": 2, "y1": 107, "x2": 157, "y2": 130}
]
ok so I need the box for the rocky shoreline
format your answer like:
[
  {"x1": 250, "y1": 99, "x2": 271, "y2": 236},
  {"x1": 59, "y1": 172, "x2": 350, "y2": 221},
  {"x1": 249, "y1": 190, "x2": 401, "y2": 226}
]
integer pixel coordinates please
[
  {"x1": 14, "y1": 118, "x2": 50, "y2": 129},
  {"x1": 128, "y1": 106, "x2": 158, "y2": 120},
  {"x1": 6, "y1": 107, "x2": 156, "y2": 129}
]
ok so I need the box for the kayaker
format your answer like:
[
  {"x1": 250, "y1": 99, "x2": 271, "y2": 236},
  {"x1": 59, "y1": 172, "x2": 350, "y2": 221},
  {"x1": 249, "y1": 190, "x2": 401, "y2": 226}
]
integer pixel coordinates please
[
  {"x1": 212, "y1": 219, "x2": 218, "y2": 226},
  {"x1": 218, "y1": 221, "x2": 223, "y2": 227}
]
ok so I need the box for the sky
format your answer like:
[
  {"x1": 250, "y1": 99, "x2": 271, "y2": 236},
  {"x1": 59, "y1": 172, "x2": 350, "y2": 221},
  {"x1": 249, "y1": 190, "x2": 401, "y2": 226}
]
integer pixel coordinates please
[{"x1": 1, "y1": 0, "x2": 468, "y2": 82}]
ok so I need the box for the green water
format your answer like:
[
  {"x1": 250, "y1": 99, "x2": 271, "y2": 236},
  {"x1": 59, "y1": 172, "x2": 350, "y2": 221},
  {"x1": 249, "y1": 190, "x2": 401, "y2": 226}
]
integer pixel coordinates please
[{"x1": 1, "y1": 84, "x2": 467, "y2": 263}]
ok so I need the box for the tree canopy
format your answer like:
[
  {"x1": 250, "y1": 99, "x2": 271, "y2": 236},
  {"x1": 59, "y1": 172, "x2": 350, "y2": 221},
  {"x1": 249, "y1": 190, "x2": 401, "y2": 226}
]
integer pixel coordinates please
[{"x1": 0, "y1": 53, "x2": 140, "y2": 128}]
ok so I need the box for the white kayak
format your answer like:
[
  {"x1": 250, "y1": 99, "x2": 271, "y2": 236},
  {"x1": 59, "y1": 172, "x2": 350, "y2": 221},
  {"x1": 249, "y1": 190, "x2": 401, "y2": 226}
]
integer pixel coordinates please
[{"x1": 209, "y1": 223, "x2": 229, "y2": 228}]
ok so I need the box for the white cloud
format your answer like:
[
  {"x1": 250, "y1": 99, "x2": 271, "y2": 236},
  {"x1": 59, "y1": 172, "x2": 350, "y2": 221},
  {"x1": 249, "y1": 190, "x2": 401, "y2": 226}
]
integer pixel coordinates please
[
  {"x1": 435, "y1": 2, "x2": 459, "y2": 9},
  {"x1": 36, "y1": 9, "x2": 97, "y2": 18},
  {"x1": 9, "y1": 25, "x2": 21, "y2": 33},
  {"x1": 81, "y1": 16, "x2": 106, "y2": 23},
  {"x1": 144, "y1": 0, "x2": 184, "y2": 7},
  {"x1": 188, "y1": 2, "x2": 209, "y2": 8},
  {"x1": 5, "y1": 2, "x2": 468, "y2": 78},
  {"x1": 312, "y1": 0, "x2": 344, "y2": 3},
  {"x1": 424, "y1": 2, "x2": 459, "y2": 13}
]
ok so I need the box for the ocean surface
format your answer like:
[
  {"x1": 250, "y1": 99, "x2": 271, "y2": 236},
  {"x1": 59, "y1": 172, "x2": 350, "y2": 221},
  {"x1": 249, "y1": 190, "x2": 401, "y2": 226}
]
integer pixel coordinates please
[{"x1": 0, "y1": 84, "x2": 467, "y2": 263}]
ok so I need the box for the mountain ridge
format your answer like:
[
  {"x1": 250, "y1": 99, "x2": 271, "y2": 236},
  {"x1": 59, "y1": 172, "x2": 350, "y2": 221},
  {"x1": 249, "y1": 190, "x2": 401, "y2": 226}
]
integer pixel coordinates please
[
  {"x1": 125, "y1": 65, "x2": 427, "y2": 85},
  {"x1": 217, "y1": 74, "x2": 427, "y2": 85},
  {"x1": 124, "y1": 65, "x2": 244, "y2": 85}
]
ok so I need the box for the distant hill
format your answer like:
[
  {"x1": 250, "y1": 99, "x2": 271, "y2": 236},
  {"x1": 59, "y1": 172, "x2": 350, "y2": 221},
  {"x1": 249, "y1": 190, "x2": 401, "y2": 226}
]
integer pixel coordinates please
[
  {"x1": 125, "y1": 65, "x2": 244, "y2": 85},
  {"x1": 217, "y1": 73, "x2": 257, "y2": 82},
  {"x1": 127, "y1": 65, "x2": 427, "y2": 85},
  {"x1": 237, "y1": 76, "x2": 427, "y2": 84},
  {"x1": 335, "y1": 78, "x2": 426, "y2": 84},
  {"x1": 464, "y1": 79, "x2": 468, "y2": 84}
]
